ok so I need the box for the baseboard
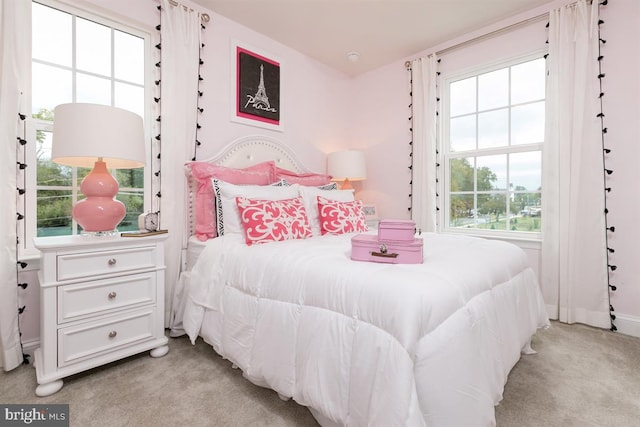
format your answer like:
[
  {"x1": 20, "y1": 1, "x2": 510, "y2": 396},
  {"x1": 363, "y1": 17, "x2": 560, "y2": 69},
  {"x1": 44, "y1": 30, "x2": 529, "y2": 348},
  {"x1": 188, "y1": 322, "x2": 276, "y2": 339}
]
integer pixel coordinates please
[
  {"x1": 544, "y1": 305, "x2": 639, "y2": 339},
  {"x1": 21, "y1": 338, "x2": 39, "y2": 366},
  {"x1": 613, "y1": 313, "x2": 640, "y2": 338}
]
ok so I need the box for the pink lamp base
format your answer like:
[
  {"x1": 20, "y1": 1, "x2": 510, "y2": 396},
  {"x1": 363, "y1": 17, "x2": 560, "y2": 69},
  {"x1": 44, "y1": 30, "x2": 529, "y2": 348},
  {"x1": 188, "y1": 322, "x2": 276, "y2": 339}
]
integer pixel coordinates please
[
  {"x1": 340, "y1": 178, "x2": 354, "y2": 190},
  {"x1": 73, "y1": 160, "x2": 126, "y2": 233}
]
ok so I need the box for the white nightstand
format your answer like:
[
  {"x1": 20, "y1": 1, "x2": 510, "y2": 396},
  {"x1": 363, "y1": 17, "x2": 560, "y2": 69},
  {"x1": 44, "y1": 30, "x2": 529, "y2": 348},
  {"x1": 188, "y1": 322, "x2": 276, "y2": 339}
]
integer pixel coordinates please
[{"x1": 33, "y1": 233, "x2": 170, "y2": 397}]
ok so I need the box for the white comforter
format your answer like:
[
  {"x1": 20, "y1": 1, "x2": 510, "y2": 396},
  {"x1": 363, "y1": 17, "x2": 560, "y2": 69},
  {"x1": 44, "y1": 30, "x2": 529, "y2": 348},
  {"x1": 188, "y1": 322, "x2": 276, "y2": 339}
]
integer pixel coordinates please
[{"x1": 182, "y1": 232, "x2": 549, "y2": 426}]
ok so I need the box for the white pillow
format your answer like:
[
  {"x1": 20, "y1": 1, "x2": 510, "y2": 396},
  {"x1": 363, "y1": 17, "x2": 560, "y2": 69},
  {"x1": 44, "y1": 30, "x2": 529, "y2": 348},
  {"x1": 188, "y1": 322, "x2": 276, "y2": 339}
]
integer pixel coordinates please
[
  {"x1": 213, "y1": 179, "x2": 298, "y2": 236},
  {"x1": 298, "y1": 185, "x2": 355, "y2": 236}
]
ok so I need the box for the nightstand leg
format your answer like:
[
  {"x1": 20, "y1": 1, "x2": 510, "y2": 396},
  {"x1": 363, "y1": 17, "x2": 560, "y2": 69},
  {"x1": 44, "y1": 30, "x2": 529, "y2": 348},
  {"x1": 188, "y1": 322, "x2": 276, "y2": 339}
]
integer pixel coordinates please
[
  {"x1": 35, "y1": 379, "x2": 64, "y2": 397},
  {"x1": 150, "y1": 345, "x2": 169, "y2": 358}
]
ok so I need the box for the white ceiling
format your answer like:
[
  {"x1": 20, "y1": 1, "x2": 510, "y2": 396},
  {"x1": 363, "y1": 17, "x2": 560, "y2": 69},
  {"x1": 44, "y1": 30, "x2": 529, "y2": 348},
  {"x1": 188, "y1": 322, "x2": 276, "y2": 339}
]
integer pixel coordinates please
[{"x1": 191, "y1": 0, "x2": 553, "y2": 76}]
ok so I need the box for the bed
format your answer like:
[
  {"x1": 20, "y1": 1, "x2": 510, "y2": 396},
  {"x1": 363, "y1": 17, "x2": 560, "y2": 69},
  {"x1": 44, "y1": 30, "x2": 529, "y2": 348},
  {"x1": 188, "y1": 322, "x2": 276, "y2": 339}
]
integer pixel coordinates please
[{"x1": 174, "y1": 135, "x2": 549, "y2": 427}]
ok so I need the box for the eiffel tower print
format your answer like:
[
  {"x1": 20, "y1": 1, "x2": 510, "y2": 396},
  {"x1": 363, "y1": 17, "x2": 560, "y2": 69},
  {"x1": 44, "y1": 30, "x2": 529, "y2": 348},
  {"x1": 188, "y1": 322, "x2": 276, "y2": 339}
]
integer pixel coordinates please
[
  {"x1": 237, "y1": 47, "x2": 280, "y2": 126},
  {"x1": 251, "y1": 64, "x2": 272, "y2": 110}
]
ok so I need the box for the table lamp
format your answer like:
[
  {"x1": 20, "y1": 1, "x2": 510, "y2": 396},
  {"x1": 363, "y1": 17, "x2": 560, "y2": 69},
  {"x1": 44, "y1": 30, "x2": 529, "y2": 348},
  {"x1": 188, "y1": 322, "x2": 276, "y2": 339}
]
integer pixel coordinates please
[
  {"x1": 327, "y1": 150, "x2": 367, "y2": 190},
  {"x1": 52, "y1": 103, "x2": 146, "y2": 235}
]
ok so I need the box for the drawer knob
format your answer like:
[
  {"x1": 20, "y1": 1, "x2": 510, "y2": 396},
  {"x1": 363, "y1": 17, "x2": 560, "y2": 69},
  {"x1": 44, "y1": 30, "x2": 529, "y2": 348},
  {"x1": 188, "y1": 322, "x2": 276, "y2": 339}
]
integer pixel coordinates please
[
  {"x1": 108, "y1": 331, "x2": 117, "y2": 338},
  {"x1": 108, "y1": 291, "x2": 117, "y2": 300},
  {"x1": 108, "y1": 258, "x2": 117, "y2": 266}
]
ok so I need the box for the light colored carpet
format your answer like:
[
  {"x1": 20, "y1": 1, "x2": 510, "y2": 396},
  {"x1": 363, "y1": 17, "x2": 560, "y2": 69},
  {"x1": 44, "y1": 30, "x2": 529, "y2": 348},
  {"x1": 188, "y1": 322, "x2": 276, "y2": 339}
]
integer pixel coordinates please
[{"x1": 2, "y1": 321, "x2": 639, "y2": 426}]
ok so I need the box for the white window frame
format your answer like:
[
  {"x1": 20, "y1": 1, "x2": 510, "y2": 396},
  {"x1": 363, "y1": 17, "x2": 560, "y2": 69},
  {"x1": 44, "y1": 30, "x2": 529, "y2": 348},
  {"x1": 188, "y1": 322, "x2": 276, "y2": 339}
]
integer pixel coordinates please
[
  {"x1": 20, "y1": 0, "x2": 154, "y2": 260},
  {"x1": 439, "y1": 50, "x2": 546, "y2": 242}
]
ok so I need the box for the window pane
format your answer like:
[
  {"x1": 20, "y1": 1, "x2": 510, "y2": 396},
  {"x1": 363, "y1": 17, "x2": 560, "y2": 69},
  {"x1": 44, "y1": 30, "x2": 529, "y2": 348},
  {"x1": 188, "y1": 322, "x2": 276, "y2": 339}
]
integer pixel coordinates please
[
  {"x1": 76, "y1": 17, "x2": 111, "y2": 76},
  {"x1": 115, "y1": 82, "x2": 144, "y2": 118},
  {"x1": 117, "y1": 190, "x2": 144, "y2": 232},
  {"x1": 32, "y1": 3, "x2": 72, "y2": 67},
  {"x1": 77, "y1": 72, "x2": 112, "y2": 105},
  {"x1": 478, "y1": 109, "x2": 508, "y2": 149},
  {"x1": 477, "y1": 155, "x2": 506, "y2": 190},
  {"x1": 449, "y1": 194, "x2": 474, "y2": 227},
  {"x1": 32, "y1": 63, "x2": 72, "y2": 114},
  {"x1": 35, "y1": 129, "x2": 52, "y2": 164},
  {"x1": 512, "y1": 101, "x2": 545, "y2": 145},
  {"x1": 115, "y1": 30, "x2": 144, "y2": 84},
  {"x1": 76, "y1": 167, "x2": 92, "y2": 187},
  {"x1": 450, "y1": 115, "x2": 476, "y2": 152},
  {"x1": 449, "y1": 157, "x2": 474, "y2": 192},
  {"x1": 510, "y1": 151, "x2": 541, "y2": 191},
  {"x1": 36, "y1": 130, "x2": 73, "y2": 187},
  {"x1": 116, "y1": 169, "x2": 144, "y2": 189},
  {"x1": 512, "y1": 58, "x2": 545, "y2": 104},
  {"x1": 37, "y1": 164, "x2": 138, "y2": 235},
  {"x1": 477, "y1": 193, "x2": 507, "y2": 230},
  {"x1": 37, "y1": 190, "x2": 73, "y2": 237},
  {"x1": 516, "y1": 202, "x2": 542, "y2": 232},
  {"x1": 116, "y1": 169, "x2": 145, "y2": 232},
  {"x1": 478, "y1": 68, "x2": 508, "y2": 111},
  {"x1": 450, "y1": 77, "x2": 476, "y2": 116},
  {"x1": 37, "y1": 162, "x2": 72, "y2": 187}
]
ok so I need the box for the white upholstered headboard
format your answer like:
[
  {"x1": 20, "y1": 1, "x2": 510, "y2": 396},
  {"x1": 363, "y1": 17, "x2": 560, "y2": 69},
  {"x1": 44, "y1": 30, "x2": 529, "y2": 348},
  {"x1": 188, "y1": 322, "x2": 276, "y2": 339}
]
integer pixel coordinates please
[
  {"x1": 210, "y1": 135, "x2": 310, "y2": 172},
  {"x1": 184, "y1": 135, "x2": 312, "y2": 237}
]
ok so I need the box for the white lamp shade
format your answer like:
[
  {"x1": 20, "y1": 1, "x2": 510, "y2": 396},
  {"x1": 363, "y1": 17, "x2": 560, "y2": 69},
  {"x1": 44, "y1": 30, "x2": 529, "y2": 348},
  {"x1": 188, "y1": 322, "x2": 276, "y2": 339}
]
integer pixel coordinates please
[
  {"x1": 327, "y1": 150, "x2": 367, "y2": 181},
  {"x1": 52, "y1": 103, "x2": 146, "y2": 169}
]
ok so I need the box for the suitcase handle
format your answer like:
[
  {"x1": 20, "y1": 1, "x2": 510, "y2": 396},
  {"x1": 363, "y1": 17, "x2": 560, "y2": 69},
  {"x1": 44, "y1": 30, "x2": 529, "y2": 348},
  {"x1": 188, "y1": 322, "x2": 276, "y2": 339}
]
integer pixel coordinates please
[
  {"x1": 371, "y1": 243, "x2": 399, "y2": 258},
  {"x1": 371, "y1": 251, "x2": 399, "y2": 259}
]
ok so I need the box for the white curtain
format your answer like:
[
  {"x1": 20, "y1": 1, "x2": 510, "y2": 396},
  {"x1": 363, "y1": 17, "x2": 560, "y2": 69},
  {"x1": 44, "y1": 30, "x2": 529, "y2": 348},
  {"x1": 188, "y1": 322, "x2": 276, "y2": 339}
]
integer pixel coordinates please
[
  {"x1": 0, "y1": 0, "x2": 29, "y2": 371},
  {"x1": 541, "y1": 0, "x2": 610, "y2": 328},
  {"x1": 410, "y1": 55, "x2": 439, "y2": 233},
  {"x1": 159, "y1": 0, "x2": 201, "y2": 328}
]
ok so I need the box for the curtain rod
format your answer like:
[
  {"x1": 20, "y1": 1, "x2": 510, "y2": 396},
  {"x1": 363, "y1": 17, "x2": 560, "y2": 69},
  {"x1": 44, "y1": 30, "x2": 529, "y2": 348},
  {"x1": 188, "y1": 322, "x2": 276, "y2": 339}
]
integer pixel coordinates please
[
  {"x1": 404, "y1": 0, "x2": 603, "y2": 69},
  {"x1": 168, "y1": 0, "x2": 210, "y2": 23},
  {"x1": 405, "y1": 12, "x2": 548, "y2": 70}
]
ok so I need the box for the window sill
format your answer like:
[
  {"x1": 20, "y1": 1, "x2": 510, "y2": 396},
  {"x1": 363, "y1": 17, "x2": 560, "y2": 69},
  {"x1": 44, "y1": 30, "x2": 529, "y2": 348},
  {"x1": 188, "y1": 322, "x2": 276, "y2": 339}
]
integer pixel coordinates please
[{"x1": 441, "y1": 228, "x2": 542, "y2": 249}]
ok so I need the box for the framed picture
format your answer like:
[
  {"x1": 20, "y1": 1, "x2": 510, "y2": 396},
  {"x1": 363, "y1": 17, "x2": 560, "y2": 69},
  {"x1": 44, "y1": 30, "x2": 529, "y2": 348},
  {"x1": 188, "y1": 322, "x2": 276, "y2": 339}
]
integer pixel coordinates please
[
  {"x1": 362, "y1": 204, "x2": 379, "y2": 229},
  {"x1": 362, "y1": 204, "x2": 378, "y2": 220},
  {"x1": 231, "y1": 40, "x2": 282, "y2": 131}
]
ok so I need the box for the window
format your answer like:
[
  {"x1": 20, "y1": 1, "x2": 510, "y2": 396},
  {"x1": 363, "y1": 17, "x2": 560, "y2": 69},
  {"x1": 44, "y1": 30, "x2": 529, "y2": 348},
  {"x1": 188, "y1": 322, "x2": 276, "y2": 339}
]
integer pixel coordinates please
[
  {"x1": 442, "y1": 55, "x2": 545, "y2": 237},
  {"x1": 23, "y1": 1, "x2": 151, "y2": 255}
]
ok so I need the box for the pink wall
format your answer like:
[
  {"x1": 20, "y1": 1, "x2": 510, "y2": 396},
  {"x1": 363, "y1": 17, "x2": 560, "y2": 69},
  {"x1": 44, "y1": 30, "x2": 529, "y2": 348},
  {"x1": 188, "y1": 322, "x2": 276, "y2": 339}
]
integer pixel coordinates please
[
  {"x1": 196, "y1": 12, "x2": 354, "y2": 172},
  {"x1": 350, "y1": 62, "x2": 414, "y2": 219}
]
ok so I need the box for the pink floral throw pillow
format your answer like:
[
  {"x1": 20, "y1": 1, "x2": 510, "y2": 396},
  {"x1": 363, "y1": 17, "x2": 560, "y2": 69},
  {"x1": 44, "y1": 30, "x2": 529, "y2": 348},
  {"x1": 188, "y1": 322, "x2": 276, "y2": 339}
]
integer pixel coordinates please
[
  {"x1": 317, "y1": 196, "x2": 368, "y2": 235},
  {"x1": 236, "y1": 196, "x2": 313, "y2": 245}
]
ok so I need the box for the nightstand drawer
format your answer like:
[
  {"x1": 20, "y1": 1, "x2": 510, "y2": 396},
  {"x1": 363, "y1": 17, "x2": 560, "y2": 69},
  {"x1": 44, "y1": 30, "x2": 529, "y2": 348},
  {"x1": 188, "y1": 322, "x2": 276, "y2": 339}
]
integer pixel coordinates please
[
  {"x1": 58, "y1": 273, "x2": 156, "y2": 324},
  {"x1": 58, "y1": 308, "x2": 156, "y2": 367},
  {"x1": 57, "y1": 246, "x2": 157, "y2": 281}
]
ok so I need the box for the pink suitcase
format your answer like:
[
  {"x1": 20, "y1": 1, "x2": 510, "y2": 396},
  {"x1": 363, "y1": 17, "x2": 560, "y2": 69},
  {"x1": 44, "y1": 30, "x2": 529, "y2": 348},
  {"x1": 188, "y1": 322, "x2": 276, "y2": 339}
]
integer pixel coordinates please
[
  {"x1": 378, "y1": 219, "x2": 418, "y2": 242},
  {"x1": 351, "y1": 234, "x2": 424, "y2": 264}
]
